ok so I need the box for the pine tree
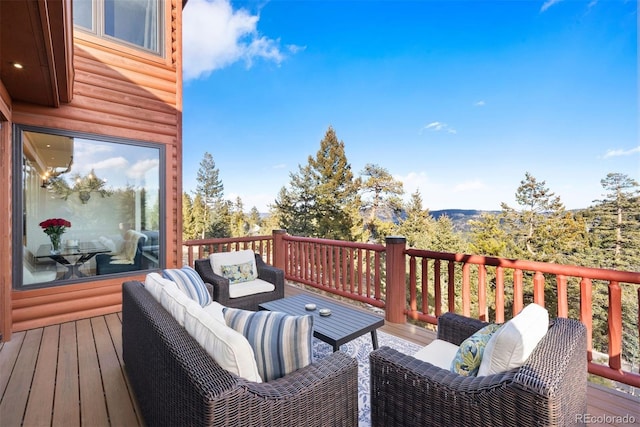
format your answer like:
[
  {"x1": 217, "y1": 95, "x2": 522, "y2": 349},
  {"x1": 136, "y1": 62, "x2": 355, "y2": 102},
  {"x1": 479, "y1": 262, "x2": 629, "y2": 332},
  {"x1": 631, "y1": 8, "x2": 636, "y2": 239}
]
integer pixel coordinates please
[
  {"x1": 360, "y1": 163, "x2": 404, "y2": 242},
  {"x1": 396, "y1": 190, "x2": 435, "y2": 249},
  {"x1": 468, "y1": 213, "x2": 510, "y2": 257},
  {"x1": 194, "y1": 152, "x2": 224, "y2": 238},
  {"x1": 230, "y1": 197, "x2": 249, "y2": 237},
  {"x1": 191, "y1": 194, "x2": 208, "y2": 240},
  {"x1": 500, "y1": 172, "x2": 582, "y2": 263},
  {"x1": 308, "y1": 126, "x2": 360, "y2": 240},
  {"x1": 589, "y1": 173, "x2": 640, "y2": 270},
  {"x1": 182, "y1": 192, "x2": 197, "y2": 240},
  {"x1": 247, "y1": 206, "x2": 262, "y2": 235},
  {"x1": 272, "y1": 126, "x2": 360, "y2": 240}
]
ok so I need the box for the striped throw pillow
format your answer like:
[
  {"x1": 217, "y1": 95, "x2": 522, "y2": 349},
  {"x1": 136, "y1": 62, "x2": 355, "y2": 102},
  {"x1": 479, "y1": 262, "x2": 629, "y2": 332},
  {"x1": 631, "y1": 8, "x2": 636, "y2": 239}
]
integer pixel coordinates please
[
  {"x1": 163, "y1": 266, "x2": 213, "y2": 307},
  {"x1": 223, "y1": 308, "x2": 314, "y2": 382}
]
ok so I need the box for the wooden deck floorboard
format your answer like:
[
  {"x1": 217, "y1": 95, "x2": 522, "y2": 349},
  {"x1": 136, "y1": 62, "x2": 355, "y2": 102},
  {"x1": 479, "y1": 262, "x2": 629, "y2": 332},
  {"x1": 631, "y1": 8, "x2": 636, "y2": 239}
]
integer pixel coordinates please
[{"x1": 0, "y1": 284, "x2": 637, "y2": 426}]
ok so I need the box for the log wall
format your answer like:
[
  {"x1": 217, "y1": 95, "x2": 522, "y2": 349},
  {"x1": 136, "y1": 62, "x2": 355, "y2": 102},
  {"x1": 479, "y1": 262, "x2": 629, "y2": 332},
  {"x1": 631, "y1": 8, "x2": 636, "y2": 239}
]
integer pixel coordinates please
[{"x1": 4, "y1": 0, "x2": 184, "y2": 337}]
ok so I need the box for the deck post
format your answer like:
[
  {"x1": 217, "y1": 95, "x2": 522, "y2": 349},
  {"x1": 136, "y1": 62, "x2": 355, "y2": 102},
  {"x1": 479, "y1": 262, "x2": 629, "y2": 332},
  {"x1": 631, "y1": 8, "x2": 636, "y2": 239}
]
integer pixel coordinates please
[
  {"x1": 385, "y1": 236, "x2": 406, "y2": 324},
  {"x1": 272, "y1": 229, "x2": 287, "y2": 272}
]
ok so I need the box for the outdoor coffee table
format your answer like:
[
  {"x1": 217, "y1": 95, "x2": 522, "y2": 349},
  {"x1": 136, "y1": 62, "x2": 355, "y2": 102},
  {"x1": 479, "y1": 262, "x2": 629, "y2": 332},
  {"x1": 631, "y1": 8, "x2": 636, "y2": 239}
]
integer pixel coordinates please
[{"x1": 260, "y1": 294, "x2": 384, "y2": 352}]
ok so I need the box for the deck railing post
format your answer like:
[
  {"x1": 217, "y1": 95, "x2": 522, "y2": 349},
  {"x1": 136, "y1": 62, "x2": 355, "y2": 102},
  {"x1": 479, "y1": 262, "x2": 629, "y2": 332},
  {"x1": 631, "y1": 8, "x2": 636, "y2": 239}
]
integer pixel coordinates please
[
  {"x1": 385, "y1": 236, "x2": 407, "y2": 324},
  {"x1": 273, "y1": 229, "x2": 287, "y2": 272}
]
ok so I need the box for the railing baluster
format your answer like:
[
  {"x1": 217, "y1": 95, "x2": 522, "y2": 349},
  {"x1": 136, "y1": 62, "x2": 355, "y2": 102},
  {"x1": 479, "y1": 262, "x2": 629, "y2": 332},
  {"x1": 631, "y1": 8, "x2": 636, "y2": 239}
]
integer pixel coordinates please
[
  {"x1": 533, "y1": 271, "x2": 545, "y2": 307},
  {"x1": 448, "y1": 261, "x2": 455, "y2": 313},
  {"x1": 580, "y1": 277, "x2": 593, "y2": 362},
  {"x1": 434, "y1": 260, "x2": 442, "y2": 317},
  {"x1": 409, "y1": 256, "x2": 417, "y2": 316},
  {"x1": 556, "y1": 275, "x2": 568, "y2": 317},
  {"x1": 478, "y1": 264, "x2": 487, "y2": 321},
  {"x1": 462, "y1": 262, "x2": 470, "y2": 317},
  {"x1": 514, "y1": 269, "x2": 523, "y2": 315},
  {"x1": 495, "y1": 266, "x2": 504, "y2": 323},
  {"x1": 374, "y1": 251, "x2": 381, "y2": 300},
  {"x1": 422, "y1": 258, "x2": 429, "y2": 318},
  {"x1": 608, "y1": 280, "x2": 622, "y2": 371}
]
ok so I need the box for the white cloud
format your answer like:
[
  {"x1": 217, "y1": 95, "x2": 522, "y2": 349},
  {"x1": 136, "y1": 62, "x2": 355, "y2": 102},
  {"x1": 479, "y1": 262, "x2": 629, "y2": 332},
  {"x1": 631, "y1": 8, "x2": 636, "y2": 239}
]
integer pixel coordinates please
[
  {"x1": 396, "y1": 171, "x2": 430, "y2": 195},
  {"x1": 183, "y1": 0, "x2": 287, "y2": 80},
  {"x1": 603, "y1": 146, "x2": 640, "y2": 158},
  {"x1": 453, "y1": 180, "x2": 487, "y2": 192},
  {"x1": 541, "y1": 0, "x2": 563, "y2": 12},
  {"x1": 421, "y1": 121, "x2": 457, "y2": 134},
  {"x1": 80, "y1": 156, "x2": 129, "y2": 174},
  {"x1": 474, "y1": 100, "x2": 486, "y2": 107},
  {"x1": 127, "y1": 159, "x2": 160, "y2": 179}
]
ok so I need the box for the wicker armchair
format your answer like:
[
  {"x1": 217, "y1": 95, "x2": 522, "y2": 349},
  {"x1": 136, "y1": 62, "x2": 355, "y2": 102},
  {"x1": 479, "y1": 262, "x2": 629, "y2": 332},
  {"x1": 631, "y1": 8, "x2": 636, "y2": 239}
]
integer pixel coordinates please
[
  {"x1": 369, "y1": 312, "x2": 587, "y2": 427},
  {"x1": 122, "y1": 281, "x2": 358, "y2": 427},
  {"x1": 194, "y1": 253, "x2": 284, "y2": 311}
]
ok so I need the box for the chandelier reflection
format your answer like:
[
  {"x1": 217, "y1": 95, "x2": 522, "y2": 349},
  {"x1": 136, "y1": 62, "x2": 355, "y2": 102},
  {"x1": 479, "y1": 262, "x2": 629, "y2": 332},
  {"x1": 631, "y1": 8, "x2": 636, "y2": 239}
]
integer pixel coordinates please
[
  {"x1": 41, "y1": 156, "x2": 73, "y2": 188},
  {"x1": 47, "y1": 169, "x2": 112, "y2": 204}
]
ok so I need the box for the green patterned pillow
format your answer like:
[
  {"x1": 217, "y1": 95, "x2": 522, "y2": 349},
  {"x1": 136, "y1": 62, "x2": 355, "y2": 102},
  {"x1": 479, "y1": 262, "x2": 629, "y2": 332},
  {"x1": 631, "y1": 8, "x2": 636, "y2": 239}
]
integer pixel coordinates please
[
  {"x1": 220, "y1": 261, "x2": 257, "y2": 284},
  {"x1": 450, "y1": 323, "x2": 501, "y2": 376}
]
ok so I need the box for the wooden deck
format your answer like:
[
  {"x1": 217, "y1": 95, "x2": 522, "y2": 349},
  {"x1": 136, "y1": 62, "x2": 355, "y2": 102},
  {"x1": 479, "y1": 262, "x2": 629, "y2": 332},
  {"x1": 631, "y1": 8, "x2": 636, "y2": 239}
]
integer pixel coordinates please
[{"x1": 1, "y1": 285, "x2": 639, "y2": 427}]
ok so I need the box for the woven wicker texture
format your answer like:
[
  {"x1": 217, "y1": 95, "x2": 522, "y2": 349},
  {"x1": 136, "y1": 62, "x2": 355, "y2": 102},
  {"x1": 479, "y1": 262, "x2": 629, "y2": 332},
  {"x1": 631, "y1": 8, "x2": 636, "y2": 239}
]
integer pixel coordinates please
[
  {"x1": 194, "y1": 253, "x2": 284, "y2": 311},
  {"x1": 122, "y1": 281, "x2": 358, "y2": 427},
  {"x1": 370, "y1": 312, "x2": 587, "y2": 427}
]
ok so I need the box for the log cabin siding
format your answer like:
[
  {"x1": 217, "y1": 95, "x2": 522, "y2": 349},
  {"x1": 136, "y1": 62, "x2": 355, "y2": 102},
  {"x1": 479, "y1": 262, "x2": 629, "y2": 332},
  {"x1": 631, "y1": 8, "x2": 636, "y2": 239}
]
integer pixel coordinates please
[
  {"x1": 5, "y1": 0, "x2": 183, "y2": 337},
  {"x1": 1, "y1": 86, "x2": 12, "y2": 341}
]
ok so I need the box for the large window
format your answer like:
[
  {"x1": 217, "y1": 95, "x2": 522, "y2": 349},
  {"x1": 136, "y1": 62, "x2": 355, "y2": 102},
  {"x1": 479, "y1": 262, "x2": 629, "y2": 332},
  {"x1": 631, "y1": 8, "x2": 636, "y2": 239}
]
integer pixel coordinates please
[
  {"x1": 14, "y1": 127, "x2": 164, "y2": 288},
  {"x1": 73, "y1": 0, "x2": 163, "y2": 55}
]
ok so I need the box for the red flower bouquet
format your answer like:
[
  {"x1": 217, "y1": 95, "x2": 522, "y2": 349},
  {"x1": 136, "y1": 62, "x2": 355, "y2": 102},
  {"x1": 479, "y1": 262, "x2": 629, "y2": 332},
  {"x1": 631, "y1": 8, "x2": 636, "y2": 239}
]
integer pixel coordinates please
[{"x1": 39, "y1": 218, "x2": 71, "y2": 253}]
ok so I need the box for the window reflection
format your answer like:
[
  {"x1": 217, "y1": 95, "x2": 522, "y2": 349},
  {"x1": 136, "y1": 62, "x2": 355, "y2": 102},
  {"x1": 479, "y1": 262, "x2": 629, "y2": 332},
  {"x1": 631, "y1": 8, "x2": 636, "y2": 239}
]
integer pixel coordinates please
[
  {"x1": 20, "y1": 130, "x2": 162, "y2": 287},
  {"x1": 73, "y1": 0, "x2": 162, "y2": 55}
]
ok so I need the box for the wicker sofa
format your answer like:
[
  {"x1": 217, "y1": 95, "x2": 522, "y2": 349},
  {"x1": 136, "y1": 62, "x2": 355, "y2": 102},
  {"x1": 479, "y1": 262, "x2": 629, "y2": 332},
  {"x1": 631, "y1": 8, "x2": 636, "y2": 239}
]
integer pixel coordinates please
[
  {"x1": 122, "y1": 280, "x2": 358, "y2": 427},
  {"x1": 194, "y1": 252, "x2": 284, "y2": 311},
  {"x1": 369, "y1": 312, "x2": 587, "y2": 427}
]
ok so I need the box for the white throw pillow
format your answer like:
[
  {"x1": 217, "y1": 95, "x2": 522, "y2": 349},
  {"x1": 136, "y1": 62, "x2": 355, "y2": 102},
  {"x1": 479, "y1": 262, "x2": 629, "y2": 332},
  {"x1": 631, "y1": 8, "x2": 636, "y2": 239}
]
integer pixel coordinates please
[
  {"x1": 144, "y1": 272, "x2": 176, "y2": 302},
  {"x1": 183, "y1": 302, "x2": 262, "y2": 383},
  {"x1": 478, "y1": 303, "x2": 549, "y2": 376},
  {"x1": 202, "y1": 300, "x2": 226, "y2": 324},
  {"x1": 413, "y1": 339, "x2": 460, "y2": 370},
  {"x1": 209, "y1": 250, "x2": 258, "y2": 281}
]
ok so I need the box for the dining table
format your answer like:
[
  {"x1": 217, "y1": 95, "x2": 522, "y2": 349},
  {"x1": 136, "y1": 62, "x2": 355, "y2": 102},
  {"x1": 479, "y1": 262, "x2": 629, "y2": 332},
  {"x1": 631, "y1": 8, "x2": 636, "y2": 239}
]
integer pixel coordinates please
[{"x1": 35, "y1": 241, "x2": 111, "y2": 279}]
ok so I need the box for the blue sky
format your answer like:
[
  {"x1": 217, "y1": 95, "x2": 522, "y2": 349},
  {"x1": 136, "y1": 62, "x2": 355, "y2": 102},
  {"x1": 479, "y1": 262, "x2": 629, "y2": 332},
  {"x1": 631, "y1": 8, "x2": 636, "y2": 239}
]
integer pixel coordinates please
[{"x1": 182, "y1": 0, "x2": 638, "y2": 212}]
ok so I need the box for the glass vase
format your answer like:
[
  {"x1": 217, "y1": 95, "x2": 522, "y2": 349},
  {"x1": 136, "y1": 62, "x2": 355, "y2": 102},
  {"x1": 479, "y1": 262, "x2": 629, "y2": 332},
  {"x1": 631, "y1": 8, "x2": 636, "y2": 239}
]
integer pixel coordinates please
[{"x1": 50, "y1": 234, "x2": 61, "y2": 254}]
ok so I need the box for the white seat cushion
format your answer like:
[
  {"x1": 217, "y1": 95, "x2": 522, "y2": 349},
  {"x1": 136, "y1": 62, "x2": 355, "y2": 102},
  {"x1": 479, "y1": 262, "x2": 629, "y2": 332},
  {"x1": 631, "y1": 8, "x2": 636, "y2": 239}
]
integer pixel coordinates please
[
  {"x1": 478, "y1": 303, "x2": 549, "y2": 376},
  {"x1": 228, "y1": 278, "x2": 275, "y2": 299},
  {"x1": 183, "y1": 303, "x2": 262, "y2": 383},
  {"x1": 413, "y1": 339, "x2": 460, "y2": 370}
]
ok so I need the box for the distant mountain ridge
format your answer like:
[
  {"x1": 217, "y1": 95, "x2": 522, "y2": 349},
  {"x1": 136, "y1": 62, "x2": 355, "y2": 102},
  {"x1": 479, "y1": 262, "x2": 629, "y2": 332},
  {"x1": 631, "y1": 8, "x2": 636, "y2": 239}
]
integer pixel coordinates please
[{"x1": 430, "y1": 209, "x2": 501, "y2": 233}]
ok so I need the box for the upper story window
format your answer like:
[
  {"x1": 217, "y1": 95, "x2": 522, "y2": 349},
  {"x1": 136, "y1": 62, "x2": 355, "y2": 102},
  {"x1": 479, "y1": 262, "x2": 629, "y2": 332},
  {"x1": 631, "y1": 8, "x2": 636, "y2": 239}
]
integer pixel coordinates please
[{"x1": 73, "y1": 0, "x2": 163, "y2": 55}]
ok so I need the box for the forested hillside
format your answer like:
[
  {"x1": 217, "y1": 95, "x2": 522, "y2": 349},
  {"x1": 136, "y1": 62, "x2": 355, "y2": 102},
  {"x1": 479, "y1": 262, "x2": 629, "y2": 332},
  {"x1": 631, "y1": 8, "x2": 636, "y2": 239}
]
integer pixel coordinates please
[{"x1": 183, "y1": 126, "x2": 640, "y2": 370}]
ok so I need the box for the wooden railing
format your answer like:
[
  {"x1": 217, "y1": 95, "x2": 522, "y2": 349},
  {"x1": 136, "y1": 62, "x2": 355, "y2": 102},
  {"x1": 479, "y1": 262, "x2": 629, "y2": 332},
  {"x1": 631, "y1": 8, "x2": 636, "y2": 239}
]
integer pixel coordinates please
[
  {"x1": 183, "y1": 235, "x2": 274, "y2": 266},
  {"x1": 183, "y1": 230, "x2": 640, "y2": 388},
  {"x1": 279, "y1": 234, "x2": 386, "y2": 308}
]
